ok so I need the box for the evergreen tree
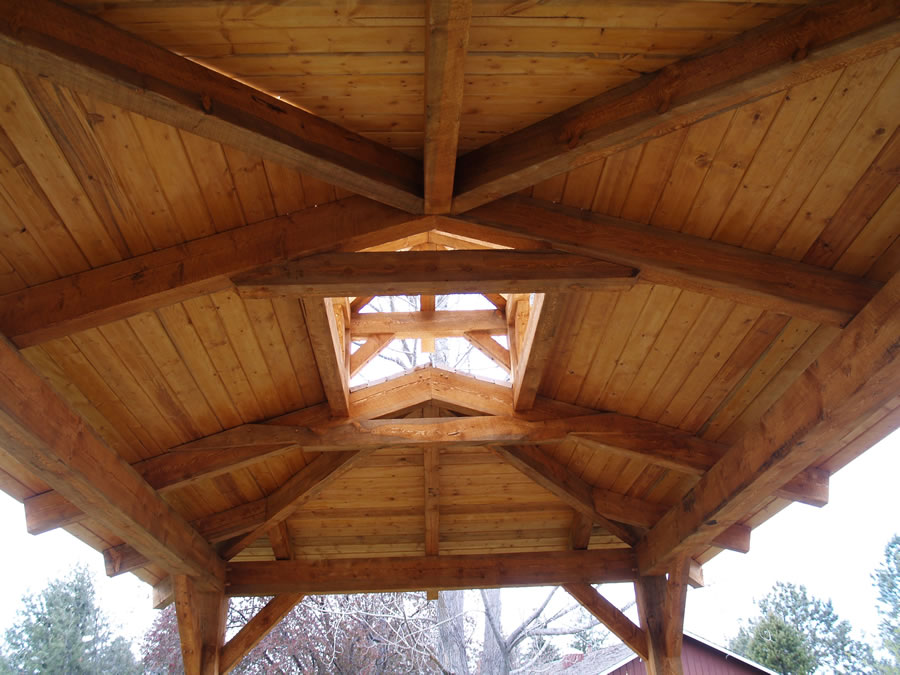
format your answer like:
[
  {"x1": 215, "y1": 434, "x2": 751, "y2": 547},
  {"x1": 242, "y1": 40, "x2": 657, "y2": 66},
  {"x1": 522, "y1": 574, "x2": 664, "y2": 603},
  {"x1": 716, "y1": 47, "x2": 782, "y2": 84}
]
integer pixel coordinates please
[
  {"x1": 0, "y1": 565, "x2": 140, "y2": 675},
  {"x1": 874, "y1": 534, "x2": 900, "y2": 672},
  {"x1": 731, "y1": 613, "x2": 815, "y2": 675},
  {"x1": 730, "y1": 582, "x2": 875, "y2": 675}
]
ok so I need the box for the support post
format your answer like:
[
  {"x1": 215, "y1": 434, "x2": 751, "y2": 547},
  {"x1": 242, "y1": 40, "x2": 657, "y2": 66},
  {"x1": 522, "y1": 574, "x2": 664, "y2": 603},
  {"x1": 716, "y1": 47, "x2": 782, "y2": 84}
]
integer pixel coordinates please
[
  {"x1": 634, "y1": 558, "x2": 690, "y2": 675},
  {"x1": 174, "y1": 575, "x2": 227, "y2": 675}
]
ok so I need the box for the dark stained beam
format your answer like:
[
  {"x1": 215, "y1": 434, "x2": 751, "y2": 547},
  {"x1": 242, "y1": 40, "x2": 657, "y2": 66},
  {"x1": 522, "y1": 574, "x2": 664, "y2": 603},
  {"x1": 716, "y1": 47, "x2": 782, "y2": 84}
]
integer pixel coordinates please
[
  {"x1": 451, "y1": 0, "x2": 900, "y2": 212},
  {"x1": 424, "y1": 0, "x2": 472, "y2": 213},
  {"x1": 0, "y1": 335, "x2": 224, "y2": 590},
  {"x1": 0, "y1": 198, "x2": 428, "y2": 347},
  {"x1": 233, "y1": 250, "x2": 637, "y2": 298},
  {"x1": 226, "y1": 549, "x2": 638, "y2": 595},
  {"x1": 637, "y1": 269, "x2": 900, "y2": 574},
  {"x1": 0, "y1": 0, "x2": 423, "y2": 212},
  {"x1": 454, "y1": 197, "x2": 881, "y2": 326}
]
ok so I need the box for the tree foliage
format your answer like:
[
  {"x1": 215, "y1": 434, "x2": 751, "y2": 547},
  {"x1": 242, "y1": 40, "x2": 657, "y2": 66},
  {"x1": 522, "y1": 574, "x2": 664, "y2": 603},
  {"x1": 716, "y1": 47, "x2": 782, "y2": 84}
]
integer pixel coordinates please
[
  {"x1": 874, "y1": 534, "x2": 900, "y2": 672},
  {"x1": 730, "y1": 582, "x2": 875, "y2": 675},
  {"x1": 0, "y1": 565, "x2": 140, "y2": 675}
]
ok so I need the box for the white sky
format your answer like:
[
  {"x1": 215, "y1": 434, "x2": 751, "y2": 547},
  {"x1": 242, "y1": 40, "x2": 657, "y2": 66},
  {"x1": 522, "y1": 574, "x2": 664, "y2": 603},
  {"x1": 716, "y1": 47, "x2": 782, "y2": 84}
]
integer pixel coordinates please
[{"x1": 0, "y1": 427, "x2": 896, "y2": 654}]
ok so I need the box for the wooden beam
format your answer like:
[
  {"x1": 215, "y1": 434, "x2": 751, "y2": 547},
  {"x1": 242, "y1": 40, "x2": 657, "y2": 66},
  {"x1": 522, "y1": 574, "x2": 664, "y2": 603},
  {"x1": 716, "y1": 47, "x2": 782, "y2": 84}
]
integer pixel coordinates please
[
  {"x1": 226, "y1": 549, "x2": 638, "y2": 595},
  {"x1": 513, "y1": 293, "x2": 568, "y2": 410},
  {"x1": 424, "y1": 447, "x2": 440, "y2": 556},
  {"x1": 351, "y1": 309, "x2": 506, "y2": 338},
  {"x1": 637, "y1": 269, "x2": 900, "y2": 575},
  {"x1": 349, "y1": 334, "x2": 395, "y2": 378},
  {"x1": 0, "y1": 335, "x2": 224, "y2": 589},
  {"x1": 464, "y1": 331, "x2": 511, "y2": 372},
  {"x1": 220, "y1": 594, "x2": 304, "y2": 675},
  {"x1": 269, "y1": 522, "x2": 294, "y2": 561},
  {"x1": 455, "y1": 197, "x2": 881, "y2": 326},
  {"x1": 424, "y1": 0, "x2": 472, "y2": 213},
  {"x1": 491, "y1": 445, "x2": 639, "y2": 545},
  {"x1": 420, "y1": 292, "x2": 436, "y2": 353},
  {"x1": 0, "y1": 0, "x2": 423, "y2": 212},
  {"x1": 302, "y1": 298, "x2": 350, "y2": 417},
  {"x1": 564, "y1": 583, "x2": 649, "y2": 661},
  {"x1": 0, "y1": 198, "x2": 428, "y2": 347},
  {"x1": 221, "y1": 450, "x2": 370, "y2": 560},
  {"x1": 349, "y1": 296, "x2": 375, "y2": 313},
  {"x1": 482, "y1": 293, "x2": 507, "y2": 311},
  {"x1": 635, "y1": 573, "x2": 683, "y2": 675},
  {"x1": 26, "y1": 401, "x2": 825, "y2": 536},
  {"x1": 175, "y1": 575, "x2": 227, "y2": 675},
  {"x1": 153, "y1": 576, "x2": 174, "y2": 609},
  {"x1": 569, "y1": 513, "x2": 594, "y2": 551},
  {"x1": 451, "y1": 0, "x2": 900, "y2": 212},
  {"x1": 234, "y1": 250, "x2": 637, "y2": 298}
]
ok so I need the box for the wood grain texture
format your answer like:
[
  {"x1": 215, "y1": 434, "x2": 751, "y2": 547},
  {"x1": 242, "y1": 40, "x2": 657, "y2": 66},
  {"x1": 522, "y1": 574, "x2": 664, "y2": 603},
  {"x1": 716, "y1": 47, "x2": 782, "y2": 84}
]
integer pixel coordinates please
[
  {"x1": 0, "y1": 0, "x2": 424, "y2": 212},
  {"x1": 456, "y1": 197, "x2": 881, "y2": 326},
  {"x1": 220, "y1": 594, "x2": 303, "y2": 674},
  {"x1": 0, "y1": 335, "x2": 224, "y2": 589},
  {"x1": 234, "y1": 249, "x2": 638, "y2": 297},
  {"x1": 226, "y1": 549, "x2": 638, "y2": 595},
  {"x1": 564, "y1": 583, "x2": 649, "y2": 660},
  {"x1": 452, "y1": 0, "x2": 900, "y2": 211},
  {"x1": 637, "y1": 268, "x2": 900, "y2": 574},
  {"x1": 424, "y1": 0, "x2": 471, "y2": 213}
]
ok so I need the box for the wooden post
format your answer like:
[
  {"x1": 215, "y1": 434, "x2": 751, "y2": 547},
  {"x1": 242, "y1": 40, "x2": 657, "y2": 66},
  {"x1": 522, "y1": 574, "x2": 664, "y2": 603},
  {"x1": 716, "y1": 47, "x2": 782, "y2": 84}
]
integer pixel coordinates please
[
  {"x1": 174, "y1": 575, "x2": 227, "y2": 675},
  {"x1": 634, "y1": 558, "x2": 690, "y2": 675}
]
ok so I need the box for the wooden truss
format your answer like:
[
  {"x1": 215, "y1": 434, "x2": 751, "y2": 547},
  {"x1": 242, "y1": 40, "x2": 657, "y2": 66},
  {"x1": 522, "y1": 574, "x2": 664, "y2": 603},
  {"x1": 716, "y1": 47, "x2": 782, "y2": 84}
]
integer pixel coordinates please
[{"x1": 0, "y1": 1, "x2": 897, "y2": 673}]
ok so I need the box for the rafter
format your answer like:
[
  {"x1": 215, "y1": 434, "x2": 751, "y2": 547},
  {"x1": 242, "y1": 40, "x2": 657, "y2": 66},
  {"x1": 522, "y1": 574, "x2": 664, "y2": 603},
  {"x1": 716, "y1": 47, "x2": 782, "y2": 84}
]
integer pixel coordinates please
[
  {"x1": 0, "y1": 198, "x2": 428, "y2": 348},
  {"x1": 0, "y1": 335, "x2": 224, "y2": 590},
  {"x1": 637, "y1": 269, "x2": 900, "y2": 575},
  {"x1": 0, "y1": 0, "x2": 424, "y2": 212},
  {"x1": 490, "y1": 444, "x2": 638, "y2": 545},
  {"x1": 513, "y1": 293, "x2": 568, "y2": 410},
  {"x1": 424, "y1": 0, "x2": 472, "y2": 213},
  {"x1": 452, "y1": 197, "x2": 881, "y2": 326},
  {"x1": 221, "y1": 450, "x2": 370, "y2": 560},
  {"x1": 451, "y1": 0, "x2": 900, "y2": 212},
  {"x1": 302, "y1": 298, "x2": 350, "y2": 417},
  {"x1": 226, "y1": 549, "x2": 638, "y2": 595}
]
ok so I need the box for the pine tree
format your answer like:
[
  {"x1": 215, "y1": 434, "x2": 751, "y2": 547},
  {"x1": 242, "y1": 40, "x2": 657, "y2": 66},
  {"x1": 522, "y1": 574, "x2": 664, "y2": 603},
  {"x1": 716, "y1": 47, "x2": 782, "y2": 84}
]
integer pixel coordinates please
[
  {"x1": 874, "y1": 534, "x2": 900, "y2": 672},
  {"x1": 0, "y1": 566, "x2": 140, "y2": 675}
]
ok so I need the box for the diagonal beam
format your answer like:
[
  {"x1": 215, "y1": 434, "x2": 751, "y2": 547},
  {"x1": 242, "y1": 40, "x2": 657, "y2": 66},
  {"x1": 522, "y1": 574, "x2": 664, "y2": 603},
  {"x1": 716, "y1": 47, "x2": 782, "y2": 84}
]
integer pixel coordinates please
[
  {"x1": 0, "y1": 0, "x2": 423, "y2": 212},
  {"x1": 513, "y1": 293, "x2": 568, "y2": 410},
  {"x1": 302, "y1": 298, "x2": 350, "y2": 417},
  {"x1": 221, "y1": 450, "x2": 370, "y2": 560},
  {"x1": 0, "y1": 335, "x2": 224, "y2": 590},
  {"x1": 233, "y1": 250, "x2": 637, "y2": 298},
  {"x1": 0, "y1": 198, "x2": 428, "y2": 348},
  {"x1": 220, "y1": 593, "x2": 304, "y2": 675},
  {"x1": 226, "y1": 549, "x2": 638, "y2": 595},
  {"x1": 454, "y1": 197, "x2": 881, "y2": 326},
  {"x1": 563, "y1": 583, "x2": 649, "y2": 661},
  {"x1": 464, "y1": 331, "x2": 511, "y2": 372},
  {"x1": 490, "y1": 444, "x2": 639, "y2": 545},
  {"x1": 637, "y1": 268, "x2": 900, "y2": 574},
  {"x1": 349, "y1": 334, "x2": 396, "y2": 378},
  {"x1": 451, "y1": 0, "x2": 900, "y2": 212},
  {"x1": 424, "y1": 0, "x2": 472, "y2": 213}
]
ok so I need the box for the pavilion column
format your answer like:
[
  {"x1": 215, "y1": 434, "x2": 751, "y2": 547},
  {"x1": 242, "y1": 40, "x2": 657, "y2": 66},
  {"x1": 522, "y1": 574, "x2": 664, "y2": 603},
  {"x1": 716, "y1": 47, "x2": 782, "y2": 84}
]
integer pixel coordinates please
[
  {"x1": 174, "y1": 575, "x2": 228, "y2": 675},
  {"x1": 634, "y1": 558, "x2": 690, "y2": 675}
]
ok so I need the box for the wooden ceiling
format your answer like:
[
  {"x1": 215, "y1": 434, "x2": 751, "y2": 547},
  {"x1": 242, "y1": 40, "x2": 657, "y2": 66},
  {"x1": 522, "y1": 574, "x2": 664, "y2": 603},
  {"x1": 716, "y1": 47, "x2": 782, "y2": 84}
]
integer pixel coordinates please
[{"x1": 0, "y1": 0, "x2": 897, "y2": 672}]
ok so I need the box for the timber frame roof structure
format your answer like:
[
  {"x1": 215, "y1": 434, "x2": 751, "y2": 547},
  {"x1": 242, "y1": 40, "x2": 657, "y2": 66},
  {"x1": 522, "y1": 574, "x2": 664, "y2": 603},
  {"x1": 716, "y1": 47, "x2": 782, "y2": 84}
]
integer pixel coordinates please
[{"x1": 0, "y1": 0, "x2": 897, "y2": 672}]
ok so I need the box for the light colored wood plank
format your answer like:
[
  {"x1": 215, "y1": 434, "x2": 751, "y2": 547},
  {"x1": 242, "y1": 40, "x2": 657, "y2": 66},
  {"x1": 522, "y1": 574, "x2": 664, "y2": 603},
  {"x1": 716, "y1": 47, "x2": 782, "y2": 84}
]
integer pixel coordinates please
[
  {"x1": 424, "y1": 0, "x2": 472, "y2": 213},
  {"x1": 456, "y1": 197, "x2": 880, "y2": 326},
  {"x1": 0, "y1": 0, "x2": 423, "y2": 212},
  {"x1": 637, "y1": 268, "x2": 900, "y2": 574},
  {"x1": 424, "y1": 447, "x2": 440, "y2": 556},
  {"x1": 451, "y1": 3, "x2": 900, "y2": 211}
]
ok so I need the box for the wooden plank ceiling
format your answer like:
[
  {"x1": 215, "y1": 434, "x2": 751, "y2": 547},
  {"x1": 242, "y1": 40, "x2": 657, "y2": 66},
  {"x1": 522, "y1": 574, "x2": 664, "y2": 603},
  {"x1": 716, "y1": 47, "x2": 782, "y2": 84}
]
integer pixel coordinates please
[{"x1": 0, "y1": 0, "x2": 896, "y2": 603}]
